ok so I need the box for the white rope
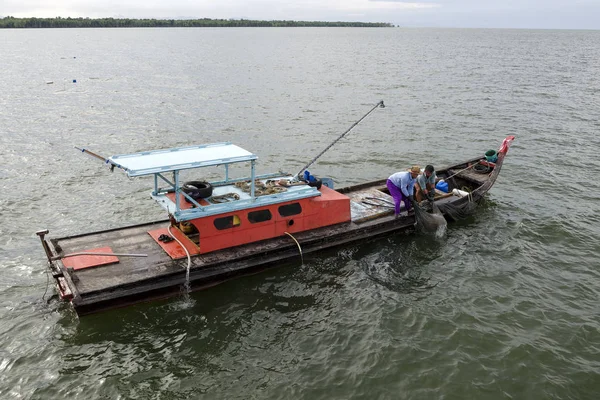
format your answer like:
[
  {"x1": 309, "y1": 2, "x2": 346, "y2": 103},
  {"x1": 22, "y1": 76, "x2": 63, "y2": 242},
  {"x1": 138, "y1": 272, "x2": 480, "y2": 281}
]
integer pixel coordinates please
[
  {"x1": 168, "y1": 225, "x2": 192, "y2": 275},
  {"x1": 284, "y1": 232, "x2": 304, "y2": 265}
]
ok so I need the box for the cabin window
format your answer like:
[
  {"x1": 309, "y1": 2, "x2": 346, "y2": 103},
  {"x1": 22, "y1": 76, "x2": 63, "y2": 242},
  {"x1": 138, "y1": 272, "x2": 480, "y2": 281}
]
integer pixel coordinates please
[
  {"x1": 279, "y1": 203, "x2": 302, "y2": 217},
  {"x1": 248, "y1": 209, "x2": 272, "y2": 223},
  {"x1": 214, "y1": 215, "x2": 241, "y2": 230}
]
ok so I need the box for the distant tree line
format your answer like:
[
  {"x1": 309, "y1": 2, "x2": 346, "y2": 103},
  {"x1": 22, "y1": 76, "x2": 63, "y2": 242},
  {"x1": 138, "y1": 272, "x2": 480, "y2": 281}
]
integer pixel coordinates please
[{"x1": 0, "y1": 16, "x2": 393, "y2": 28}]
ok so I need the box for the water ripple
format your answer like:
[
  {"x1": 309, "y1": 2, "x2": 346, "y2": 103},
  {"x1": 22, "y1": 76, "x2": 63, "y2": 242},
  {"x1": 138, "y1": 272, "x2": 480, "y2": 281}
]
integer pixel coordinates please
[{"x1": 1, "y1": 27, "x2": 600, "y2": 399}]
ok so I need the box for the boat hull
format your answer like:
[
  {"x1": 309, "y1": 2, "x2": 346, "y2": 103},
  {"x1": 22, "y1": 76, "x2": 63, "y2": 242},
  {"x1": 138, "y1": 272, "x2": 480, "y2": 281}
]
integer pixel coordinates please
[
  {"x1": 39, "y1": 138, "x2": 514, "y2": 316},
  {"x1": 49, "y1": 212, "x2": 418, "y2": 315}
]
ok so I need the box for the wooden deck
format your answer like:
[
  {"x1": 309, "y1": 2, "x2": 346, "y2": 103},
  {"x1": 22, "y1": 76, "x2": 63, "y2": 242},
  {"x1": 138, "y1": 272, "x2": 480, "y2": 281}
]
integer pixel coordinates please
[
  {"x1": 447, "y1": 165, "x2": 491, "y2": 186},
  {"x1": 347, "y1": 185, "x2": 395, "y2": 223},
  {"x1": 48, "y1": 209, "x2": 418, "y2": 315}
]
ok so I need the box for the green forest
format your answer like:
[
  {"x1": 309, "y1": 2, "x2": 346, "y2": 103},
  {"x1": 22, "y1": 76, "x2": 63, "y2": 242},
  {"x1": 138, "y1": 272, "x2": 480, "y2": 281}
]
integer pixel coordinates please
[{"x1": 0, "y1": 16, "x2": 393, "y2": 28}]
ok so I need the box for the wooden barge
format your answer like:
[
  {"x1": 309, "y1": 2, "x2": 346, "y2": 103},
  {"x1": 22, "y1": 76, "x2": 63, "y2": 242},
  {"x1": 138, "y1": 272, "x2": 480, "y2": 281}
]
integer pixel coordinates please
[{"x1": 37, "y1": 136, "x2": 515, "y2": 316}]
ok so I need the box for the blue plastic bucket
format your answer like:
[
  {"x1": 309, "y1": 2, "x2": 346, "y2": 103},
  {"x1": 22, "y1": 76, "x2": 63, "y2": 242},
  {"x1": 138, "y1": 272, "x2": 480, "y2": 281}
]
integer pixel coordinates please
[{"x1": 435, "y1": 180, "x2": 449, "y2": 193}]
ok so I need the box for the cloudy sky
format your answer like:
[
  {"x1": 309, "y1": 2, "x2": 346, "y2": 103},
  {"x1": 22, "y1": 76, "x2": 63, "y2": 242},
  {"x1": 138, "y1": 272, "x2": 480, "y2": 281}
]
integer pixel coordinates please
[{"x1": 2, "y1": 0, "x2": 600, "y2": 29}]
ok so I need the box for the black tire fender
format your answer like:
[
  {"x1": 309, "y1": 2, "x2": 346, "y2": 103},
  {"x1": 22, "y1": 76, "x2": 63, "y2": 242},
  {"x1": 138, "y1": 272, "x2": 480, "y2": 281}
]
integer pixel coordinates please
[{"x1": 182, "y1": 181, "x2": 213, "y2": 201}]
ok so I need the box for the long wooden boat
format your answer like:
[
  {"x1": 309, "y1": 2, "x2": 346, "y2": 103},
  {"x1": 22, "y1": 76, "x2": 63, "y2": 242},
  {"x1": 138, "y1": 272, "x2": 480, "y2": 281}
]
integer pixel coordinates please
[{"x1": 37, "y1": 132, "x2": 515, "y2": 316}]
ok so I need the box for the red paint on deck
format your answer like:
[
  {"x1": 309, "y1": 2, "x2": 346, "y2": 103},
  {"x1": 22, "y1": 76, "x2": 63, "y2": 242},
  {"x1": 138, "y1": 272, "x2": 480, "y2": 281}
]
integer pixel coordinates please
[
  {"x1": 148, "y1": 227, "x2": 201, "y2": 260},
  {"x1": 62, "y1": 246, "x2": 119, "y2": 270},
  {"x1": 479, "y1": 160, "x2": 496, "y2": 168}
]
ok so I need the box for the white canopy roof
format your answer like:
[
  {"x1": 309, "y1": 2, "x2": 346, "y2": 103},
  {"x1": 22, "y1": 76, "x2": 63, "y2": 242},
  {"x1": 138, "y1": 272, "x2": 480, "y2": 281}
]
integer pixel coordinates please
[{"x1": 108, "y1": 142, "x2": 257, "y2": 177}]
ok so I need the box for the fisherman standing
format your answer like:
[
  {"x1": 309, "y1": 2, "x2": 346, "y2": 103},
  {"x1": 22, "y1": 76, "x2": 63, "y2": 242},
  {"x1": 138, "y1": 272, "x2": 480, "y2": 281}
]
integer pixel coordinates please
[{"x1": 386, "y1": 166, "x2": 419, "y2": 217}]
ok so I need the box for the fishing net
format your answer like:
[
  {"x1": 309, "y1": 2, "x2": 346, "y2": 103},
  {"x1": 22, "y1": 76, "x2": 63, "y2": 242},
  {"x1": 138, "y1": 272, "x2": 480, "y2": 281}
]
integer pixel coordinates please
[
  {"x1": 413, "y1": 201, "x2": 447, "y2": 235},
  {"x1": 437, "y1": 200, "x2": 478, "y2": 221}
]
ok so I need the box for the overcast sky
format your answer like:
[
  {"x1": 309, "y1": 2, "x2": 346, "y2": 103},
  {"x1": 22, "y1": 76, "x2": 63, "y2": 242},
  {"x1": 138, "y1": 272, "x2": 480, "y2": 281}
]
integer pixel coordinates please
[{"x1": 2, "y1": 0, "x2": 600, "y2": 29}]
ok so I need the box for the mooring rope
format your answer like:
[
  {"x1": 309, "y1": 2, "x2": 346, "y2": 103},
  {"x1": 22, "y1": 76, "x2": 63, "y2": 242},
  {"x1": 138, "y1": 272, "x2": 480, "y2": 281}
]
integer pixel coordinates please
[
  {"x1": 284, "y1": 232, "x2": 304, "y2": 265},
  {"x1": 460, "y1": 186, "x2": 474, "y2": 202},
  {"x1": 210, "y1": 192, "x2": 241, "y2": 203},
  {"x1": 168, "y1": 225, "x2": 192, "y2": 277},
  {"x1": 445, "y1": 161, "x2": 481, "y2": 181},
  {"x1": 42, "y1": 265, "x2": 50, "y2": 302}
]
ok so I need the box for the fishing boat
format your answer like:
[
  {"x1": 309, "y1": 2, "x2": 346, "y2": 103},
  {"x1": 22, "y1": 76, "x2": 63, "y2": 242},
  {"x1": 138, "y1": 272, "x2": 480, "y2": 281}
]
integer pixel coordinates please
[{"x1": 37, "y1": 102, "x2": 515, "y2": 316}]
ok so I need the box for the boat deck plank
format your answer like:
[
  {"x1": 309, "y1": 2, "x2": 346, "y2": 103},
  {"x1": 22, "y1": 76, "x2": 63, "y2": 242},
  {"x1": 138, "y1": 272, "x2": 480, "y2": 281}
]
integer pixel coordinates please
[
  {"x1": 447, "y1": 167, "x2": 490, "y2": 185},
  {"x1": 56, "y1": 223, "x2": 180, "y2": 295},
  {"x1": 347, "y1": 186, "x2": 395, "y2": 222}
]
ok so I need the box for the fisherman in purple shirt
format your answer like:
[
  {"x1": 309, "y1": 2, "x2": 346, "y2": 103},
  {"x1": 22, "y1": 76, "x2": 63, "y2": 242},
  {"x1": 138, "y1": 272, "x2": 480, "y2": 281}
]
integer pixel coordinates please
[{"x1": 386, "y1": 165, "x2": 420, "y2": 217}]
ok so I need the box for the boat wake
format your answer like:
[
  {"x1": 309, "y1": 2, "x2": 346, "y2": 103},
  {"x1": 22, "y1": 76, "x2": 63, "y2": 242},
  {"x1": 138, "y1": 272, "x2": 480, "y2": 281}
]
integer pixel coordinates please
[
  {"x1": 361, "y1": 254, "x2": 438, "y2": 294},
  {"x1": 173, "y1": 289, "x2": 196, "y2": 311}
]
